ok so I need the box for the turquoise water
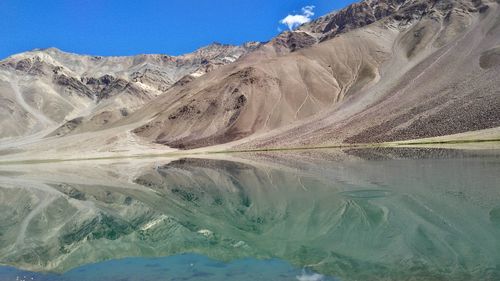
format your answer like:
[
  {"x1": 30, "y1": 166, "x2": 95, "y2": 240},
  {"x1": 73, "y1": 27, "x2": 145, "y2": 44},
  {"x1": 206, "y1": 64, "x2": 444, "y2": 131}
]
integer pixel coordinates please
[
  {"x1": 0, "y1": 254, "x2": 337, "y2": 281},
  {"x1": 0, "y1": 148, "x2": 499, "y2": 280}
]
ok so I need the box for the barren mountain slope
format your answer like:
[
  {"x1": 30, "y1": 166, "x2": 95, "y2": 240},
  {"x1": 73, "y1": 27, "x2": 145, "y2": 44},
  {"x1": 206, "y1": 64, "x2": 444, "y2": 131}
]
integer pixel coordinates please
[
  {"x1": 0, "y1": 43, "x2": 257, "y2": 139},
  {"x1": 130, "y1": 0, "x2": 500, "y2": 150},
  {"x1": 124, "y1": 27, "x2": 387, "y2": 149},
  {"x1": 245, "y1": 0, "x2": 500, "y2": 148}
]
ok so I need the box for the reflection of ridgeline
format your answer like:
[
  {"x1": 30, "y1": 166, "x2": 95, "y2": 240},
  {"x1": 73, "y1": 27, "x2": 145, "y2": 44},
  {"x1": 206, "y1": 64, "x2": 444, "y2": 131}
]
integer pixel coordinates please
[{"x1": 0, "y1": 151, "x2": 499, "y2": 280}]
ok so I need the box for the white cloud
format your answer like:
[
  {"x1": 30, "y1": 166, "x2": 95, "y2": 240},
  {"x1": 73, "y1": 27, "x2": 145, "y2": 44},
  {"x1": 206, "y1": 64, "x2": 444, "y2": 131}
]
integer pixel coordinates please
[{"x1": 280, "y1": 5, "x2": 315, "y2": 31}]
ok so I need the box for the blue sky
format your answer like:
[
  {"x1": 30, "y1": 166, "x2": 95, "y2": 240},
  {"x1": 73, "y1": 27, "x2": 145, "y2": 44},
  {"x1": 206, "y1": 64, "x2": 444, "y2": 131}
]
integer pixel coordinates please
[{"x1": 0, "y1": 0, "x2": 355, "y2": 59}]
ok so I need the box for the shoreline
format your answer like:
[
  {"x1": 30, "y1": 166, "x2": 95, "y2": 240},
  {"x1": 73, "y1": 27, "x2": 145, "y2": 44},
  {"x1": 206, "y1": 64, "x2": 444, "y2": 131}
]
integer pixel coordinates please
[{"x1": 1, "y1": 138, "x2": 499, "y2": 165}]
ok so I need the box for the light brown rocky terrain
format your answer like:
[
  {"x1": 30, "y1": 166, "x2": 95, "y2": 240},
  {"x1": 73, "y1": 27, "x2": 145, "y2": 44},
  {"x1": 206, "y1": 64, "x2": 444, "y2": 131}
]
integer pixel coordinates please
[
  {"x1": 0, "y1": 0, "x2": 499, "y2": 160},
  {"x1": 0, "y1": 43, "x2": 258, "y2": 138},
  {"x1": 128, "y1": 0, "x2": 500, "y2": 150}
]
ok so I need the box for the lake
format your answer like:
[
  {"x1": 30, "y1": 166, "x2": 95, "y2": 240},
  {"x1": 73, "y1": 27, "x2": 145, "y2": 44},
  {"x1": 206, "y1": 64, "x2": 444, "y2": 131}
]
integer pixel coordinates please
[{"x1": 0, "y1": 148, "x2": 499, "y2": 281}]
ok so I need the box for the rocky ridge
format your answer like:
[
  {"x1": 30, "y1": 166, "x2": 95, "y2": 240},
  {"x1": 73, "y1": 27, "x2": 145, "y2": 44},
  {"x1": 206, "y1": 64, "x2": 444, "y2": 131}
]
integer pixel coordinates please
[{"x1": 0, "y1": 42, "x2": 259, "y2": 138}]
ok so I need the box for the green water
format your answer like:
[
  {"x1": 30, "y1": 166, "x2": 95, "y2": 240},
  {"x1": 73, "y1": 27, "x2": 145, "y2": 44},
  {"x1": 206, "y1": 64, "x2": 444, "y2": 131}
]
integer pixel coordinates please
[{"x1": 0, "y1": 148, "x2": 499, "y2": 280}]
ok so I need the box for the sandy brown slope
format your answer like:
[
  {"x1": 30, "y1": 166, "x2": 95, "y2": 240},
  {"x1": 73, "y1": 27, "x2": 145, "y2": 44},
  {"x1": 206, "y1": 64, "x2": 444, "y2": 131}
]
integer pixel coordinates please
[
  {"x1": 127, "y1": 0, "x2": 500, "y2": 150},
  {"x1": 130, "y1": 31, "x2": 388, "y2": 149},
  {"x1": 243, "y1": 0, "x2": 500, "y2": 149}
]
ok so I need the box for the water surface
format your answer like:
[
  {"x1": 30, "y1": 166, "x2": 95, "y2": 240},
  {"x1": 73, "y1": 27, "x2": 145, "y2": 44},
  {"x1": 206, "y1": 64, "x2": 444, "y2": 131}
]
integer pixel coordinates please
[{"x1": 0, "y1": 148, "x2": 499, "y2": 280}]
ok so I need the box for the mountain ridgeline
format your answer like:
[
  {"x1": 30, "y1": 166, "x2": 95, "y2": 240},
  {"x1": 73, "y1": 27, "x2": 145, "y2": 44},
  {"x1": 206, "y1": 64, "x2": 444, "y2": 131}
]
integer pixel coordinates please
[{"x1": 0, "y1": 0, "x2": 499, "y2": 156}]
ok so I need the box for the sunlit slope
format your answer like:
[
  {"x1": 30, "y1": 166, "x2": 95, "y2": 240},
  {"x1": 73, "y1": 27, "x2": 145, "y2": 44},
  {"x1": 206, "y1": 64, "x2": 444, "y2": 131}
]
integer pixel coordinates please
[
  {"x1": 0, "y1": 44, "x2": 256, "y2": 138},
  {"x1": 129, "y1": 0, "x2": 500, "y2": 149}
]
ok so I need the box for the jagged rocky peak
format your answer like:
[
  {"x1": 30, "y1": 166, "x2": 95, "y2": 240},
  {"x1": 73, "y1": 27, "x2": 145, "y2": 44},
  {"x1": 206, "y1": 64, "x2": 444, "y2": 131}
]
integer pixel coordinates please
[
  {"x1": 173, "y1": 41, "x2": 262, "y2": 78},
  {"x1": 179, "y1": 41, "x2": 260, "y2": 64},
  {"x1": 0, "y1": 40, "x2": 258, "y2": 92},
  {"x1": 314, "y1": 0, "x2": 493, "y2": 36},
  {"x1": 268, "y1": 30, "x2": 318, "y2": 53},
  {"x1": 0, "y1": 50, "x2": 62, "y2": 75},
  {"x1": 266, "y1": 0, "x2": 410, "y2": 53},
  {"x1": 0, "y1": 37, "x2": 263, "y2": 139}
]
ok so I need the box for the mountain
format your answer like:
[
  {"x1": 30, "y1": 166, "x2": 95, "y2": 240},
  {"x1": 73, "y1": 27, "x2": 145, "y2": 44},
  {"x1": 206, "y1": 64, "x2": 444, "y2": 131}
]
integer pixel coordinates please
[
  {"x1": 0, "y1": 0, "x2": 499, "y2": 160},
  {"x1": 128, "y1": 0, "x2": 500, "y2": 149},
  {"x1": 0, "y1": 43, "x2": 259, "y2": 138}
]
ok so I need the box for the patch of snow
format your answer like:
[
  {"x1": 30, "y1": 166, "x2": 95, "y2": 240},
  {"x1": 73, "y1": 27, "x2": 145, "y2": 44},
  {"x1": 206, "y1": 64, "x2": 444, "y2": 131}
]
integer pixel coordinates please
[{"x1": 140, "y1": 215, "x2": 168, "y2": 231}]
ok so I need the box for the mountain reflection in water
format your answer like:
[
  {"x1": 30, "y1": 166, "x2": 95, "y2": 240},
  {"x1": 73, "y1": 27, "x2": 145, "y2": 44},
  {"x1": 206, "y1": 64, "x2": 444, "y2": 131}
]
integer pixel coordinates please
[{"x1": 0, "y1": 148, "x2": 499, "y2": 281}]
